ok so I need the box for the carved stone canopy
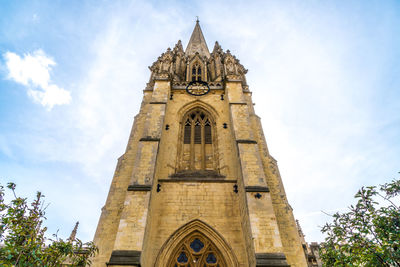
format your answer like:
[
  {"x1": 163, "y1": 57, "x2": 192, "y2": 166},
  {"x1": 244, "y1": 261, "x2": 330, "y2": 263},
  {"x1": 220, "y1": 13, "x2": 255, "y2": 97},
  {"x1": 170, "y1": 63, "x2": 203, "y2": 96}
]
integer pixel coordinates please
[{"x1": 148, "y1": 21, "x2": 248, "y2": 86}]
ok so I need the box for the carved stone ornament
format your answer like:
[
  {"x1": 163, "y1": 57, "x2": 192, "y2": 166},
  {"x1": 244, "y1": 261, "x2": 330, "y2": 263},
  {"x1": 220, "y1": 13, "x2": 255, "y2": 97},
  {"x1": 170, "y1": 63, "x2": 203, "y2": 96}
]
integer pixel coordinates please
[{"x1": 147, "y1": 24, "x2": 249, "y2": 86}]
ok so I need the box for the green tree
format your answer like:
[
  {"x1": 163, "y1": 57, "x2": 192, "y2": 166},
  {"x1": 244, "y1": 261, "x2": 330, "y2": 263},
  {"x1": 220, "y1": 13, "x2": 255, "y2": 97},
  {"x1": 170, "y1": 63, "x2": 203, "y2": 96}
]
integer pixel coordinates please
[
  {"x1": 320, "y1": 175, "x2": 400, "y2": 267},
  {"x1": 0, "y1": 182, "x2": 98, "y2": 266}
]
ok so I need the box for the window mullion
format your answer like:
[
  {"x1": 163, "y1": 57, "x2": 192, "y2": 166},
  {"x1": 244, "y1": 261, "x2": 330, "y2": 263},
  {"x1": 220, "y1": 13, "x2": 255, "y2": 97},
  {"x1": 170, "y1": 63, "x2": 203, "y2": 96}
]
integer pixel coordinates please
[
  {"x1": 190, "y1": 119, "x2": 195, "y2": 169},
  {"x1": 201, "y1": 123, "x2": 205, "y2": 170}
]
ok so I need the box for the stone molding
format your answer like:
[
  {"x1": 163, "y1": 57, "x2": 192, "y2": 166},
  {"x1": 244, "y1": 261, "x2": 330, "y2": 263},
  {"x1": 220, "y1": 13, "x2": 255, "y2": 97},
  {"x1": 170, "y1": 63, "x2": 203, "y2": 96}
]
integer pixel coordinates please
[
  {"x1": 236, "y1": 139, "x2": 257, "y2": 144},
  {"x1": 245, "y1": 186, "x2": 270, "y2": 192},
  {"x1": 255, "y1": 252, "x2": 290, "y2": 267},
  {"x1": 107, "y1": 250, "x2": 141, "y2": 266},
  {"x1": 139, "y1": 137, "x2": 160, "y2": 142},
  {"x1": 158, "y1": 178, "x2": 237, "y2": 183},
  {"x1": 170, "y1": 170, "x2": 224, "y2": 178},
  {"x1": 229, "y1": 102, "x2": 247, "y2": 105},
  {"x1": 127, "y1": 184, "x2": 152, "y2": 191}
]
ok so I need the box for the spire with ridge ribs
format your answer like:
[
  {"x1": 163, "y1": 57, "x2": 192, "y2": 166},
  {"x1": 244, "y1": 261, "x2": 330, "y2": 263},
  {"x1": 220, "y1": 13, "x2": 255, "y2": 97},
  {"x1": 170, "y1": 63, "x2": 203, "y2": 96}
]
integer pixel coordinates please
[{"x1": 185, "y1": 19, "x2": 210, "y2": 58}]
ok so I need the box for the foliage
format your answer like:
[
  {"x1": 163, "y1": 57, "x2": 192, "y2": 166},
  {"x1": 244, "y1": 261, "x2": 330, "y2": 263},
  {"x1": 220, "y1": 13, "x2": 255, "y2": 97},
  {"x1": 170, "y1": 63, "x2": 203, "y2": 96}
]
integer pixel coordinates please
[
  {"x1": 0, "y1": 182, "x2": 98, "y2": 266},
  {"x1": 320, "y1": 175, "x2": 400, "y2": 267}
]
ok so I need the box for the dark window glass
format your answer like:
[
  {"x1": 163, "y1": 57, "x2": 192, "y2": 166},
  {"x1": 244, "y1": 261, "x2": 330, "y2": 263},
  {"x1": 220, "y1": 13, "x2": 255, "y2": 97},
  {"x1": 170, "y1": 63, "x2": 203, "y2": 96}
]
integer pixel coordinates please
[
  {"x1": 204, "y1": 124, "x2": 212, "y2": 144},
  {"x1": 190, "y1": 238, "x2": 204, "y2": 252},
  {"x1": 184, "y1": 125, "x2": 191, "y2": 144},
  {"x1": 206, "y1": 253, "x2": 217, "y2": 263},
  {"x1": 194, "y1": 124, "x2": 201, "y2": 144},
  {"x1": 177, "y1": 252, "x2": 188, "y2": 263}
]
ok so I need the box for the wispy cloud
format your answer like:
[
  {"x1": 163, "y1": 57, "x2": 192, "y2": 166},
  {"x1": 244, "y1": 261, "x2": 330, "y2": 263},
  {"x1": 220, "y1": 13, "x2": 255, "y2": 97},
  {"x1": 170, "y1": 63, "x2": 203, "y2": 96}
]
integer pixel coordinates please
[{"x1": 3, "y1": 49, "x2": 71, "y2": 110}]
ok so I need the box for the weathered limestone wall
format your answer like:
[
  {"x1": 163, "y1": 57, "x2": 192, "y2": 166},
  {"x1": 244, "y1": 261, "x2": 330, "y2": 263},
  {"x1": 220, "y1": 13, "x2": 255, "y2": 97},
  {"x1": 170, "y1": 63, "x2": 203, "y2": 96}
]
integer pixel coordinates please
[
  {"x1": 110, "y1": 80, "x2": 169, "y2": 252},
  {"x1": 226, "y1": 81, "x2": 286, "y2": 258},
  {"x1": 142, "y1": 182, "x2": 247, "y2": 266},
  {"x1": 244, "y1": 91, "x2": 308, "y2": 266},
  {"x1": 113, "y1": 191, "x2": 150, "y2": 251}
]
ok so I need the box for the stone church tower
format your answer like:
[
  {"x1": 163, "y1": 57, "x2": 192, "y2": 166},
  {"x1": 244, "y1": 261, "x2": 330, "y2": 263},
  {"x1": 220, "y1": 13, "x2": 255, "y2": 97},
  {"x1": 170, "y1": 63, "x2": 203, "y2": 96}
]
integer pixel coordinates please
[{"x1": 92, "y1": 21, "x2": 308, "y2": 267}]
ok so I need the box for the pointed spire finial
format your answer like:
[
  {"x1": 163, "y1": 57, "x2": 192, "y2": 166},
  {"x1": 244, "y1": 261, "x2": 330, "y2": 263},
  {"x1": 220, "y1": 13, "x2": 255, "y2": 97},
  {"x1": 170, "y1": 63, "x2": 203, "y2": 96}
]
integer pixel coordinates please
[
  {"x1": 185, "y1": 20, "x2": 210, "y2": 58},
  {"x1": 196, "y1": 16, "x2": 199, "y2": 22}
]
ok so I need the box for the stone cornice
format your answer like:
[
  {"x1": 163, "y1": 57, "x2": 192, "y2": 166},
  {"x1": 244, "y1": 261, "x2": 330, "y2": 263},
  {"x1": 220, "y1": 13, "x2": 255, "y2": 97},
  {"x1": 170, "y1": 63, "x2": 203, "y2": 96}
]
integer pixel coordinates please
[
  {"x1": 245, "y1": 186, "x2": 270, "y2": 192},
  {"x1": 229, "y1": 102, "x2": 247, "y2": 105},
  {"x1": 236, "y1": 139, "x2": 257, "y2": 144},
  {"x1": 127, "y1": 184, "x2": 152, "y2": 191},
  {"x1": 158, "y1": 178, "x2": 237, "y2": 183},
  {"x1": 139, "y1": 137, "x2": 160, "y2": 142},
  {"x1": 108, "y1": 250, "x2": 141, "y2": 265}
]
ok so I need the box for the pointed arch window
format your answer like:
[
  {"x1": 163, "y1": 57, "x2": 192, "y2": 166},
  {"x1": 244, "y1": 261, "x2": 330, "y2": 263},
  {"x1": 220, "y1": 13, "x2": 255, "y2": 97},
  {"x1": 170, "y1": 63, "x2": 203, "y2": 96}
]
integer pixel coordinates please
[
  {"x1": 180, "y1": 109, "x2": 215, "y2": 171},
  {"x1": 191, "y1": 63, "x2": 202, "y2": 81},
  {"x1": 168, "y1": 232, "x2": 227, "y2": 267}
]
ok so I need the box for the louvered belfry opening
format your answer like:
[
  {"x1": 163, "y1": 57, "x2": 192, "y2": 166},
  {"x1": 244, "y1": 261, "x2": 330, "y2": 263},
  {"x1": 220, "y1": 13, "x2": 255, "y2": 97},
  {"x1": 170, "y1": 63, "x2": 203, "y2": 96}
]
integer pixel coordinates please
[{"x1": 181, "y1": 109, "x2": 215, "y2": 171}]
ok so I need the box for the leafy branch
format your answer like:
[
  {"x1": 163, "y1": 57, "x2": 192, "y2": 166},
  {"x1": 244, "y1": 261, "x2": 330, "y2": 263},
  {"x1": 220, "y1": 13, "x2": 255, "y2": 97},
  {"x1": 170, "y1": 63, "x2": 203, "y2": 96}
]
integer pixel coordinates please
[
  {"x1": 320, "y1": 173, "x2": 400, "y2": 266},
  {"x1": 0, "y1": 182, "x2": 98, "y2": 266}
]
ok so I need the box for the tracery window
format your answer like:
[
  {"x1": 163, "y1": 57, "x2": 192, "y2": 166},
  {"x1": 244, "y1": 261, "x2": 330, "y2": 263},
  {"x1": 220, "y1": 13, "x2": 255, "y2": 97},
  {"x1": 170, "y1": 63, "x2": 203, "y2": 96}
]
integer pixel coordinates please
[
  {"x1": 192, "y1": 62, "x2": 202, "y2": 81},
  {"x1": 168, "y1": 232, "x2": 226, "y2": 267},
  {"x1": 180, "y1": 109, "x2": 215, "y2": 171}
]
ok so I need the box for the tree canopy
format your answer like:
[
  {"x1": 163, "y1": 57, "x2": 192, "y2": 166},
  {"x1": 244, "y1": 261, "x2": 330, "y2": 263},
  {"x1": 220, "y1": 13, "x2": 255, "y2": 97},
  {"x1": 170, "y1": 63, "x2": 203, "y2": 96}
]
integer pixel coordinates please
[
  {"x1": 320, "y1": 174, "x2": 400, "y2": 266},
  {"x1": 0, "y1": 182, "x2": 97, "y2": 266}
]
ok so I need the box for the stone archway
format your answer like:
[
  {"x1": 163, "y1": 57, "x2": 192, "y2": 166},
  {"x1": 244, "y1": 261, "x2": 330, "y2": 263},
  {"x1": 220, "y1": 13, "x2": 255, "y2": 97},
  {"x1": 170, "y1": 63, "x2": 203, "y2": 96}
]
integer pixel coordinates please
[{"x1": 155, "y1": 220, "x2": 238, "y2": 267}]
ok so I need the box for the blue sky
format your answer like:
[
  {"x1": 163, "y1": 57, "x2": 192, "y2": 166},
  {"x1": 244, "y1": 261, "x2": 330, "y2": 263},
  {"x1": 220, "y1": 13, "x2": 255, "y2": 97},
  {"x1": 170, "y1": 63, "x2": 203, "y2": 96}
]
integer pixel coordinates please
[{"x1": 0, "y1": 0, "x2": 399, "y2": 243}]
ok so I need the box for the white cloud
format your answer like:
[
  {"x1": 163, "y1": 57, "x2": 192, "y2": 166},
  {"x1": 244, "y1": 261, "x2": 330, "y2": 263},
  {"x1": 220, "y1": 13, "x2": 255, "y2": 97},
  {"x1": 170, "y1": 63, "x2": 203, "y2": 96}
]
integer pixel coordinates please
[{"x1": 3, "y1": 49, "x2": 71, "y2": 110}]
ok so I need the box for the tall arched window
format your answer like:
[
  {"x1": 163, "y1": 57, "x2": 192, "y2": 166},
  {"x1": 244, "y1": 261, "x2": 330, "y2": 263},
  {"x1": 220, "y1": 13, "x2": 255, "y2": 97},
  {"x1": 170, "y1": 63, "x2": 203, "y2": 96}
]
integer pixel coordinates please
[
  {"x1": 191, "y1": 63, "x2": 202, "y2": 81},
  {"x1": 180, "y1": 109, "x2": 215, "y2": 171}
]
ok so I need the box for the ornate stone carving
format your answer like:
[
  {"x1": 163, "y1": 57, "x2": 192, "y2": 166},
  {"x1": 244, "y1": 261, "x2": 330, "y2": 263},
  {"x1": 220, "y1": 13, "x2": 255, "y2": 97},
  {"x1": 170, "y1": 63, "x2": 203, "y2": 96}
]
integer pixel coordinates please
[
  {"x1": 224, "y1": 51, "x2": 236, "y2": 75},
  {"x1": 148, "y1": 29, "x2": 248, "y2": 86},
  {"x1": 160, "y1": 48, "x2": 173, "y2": 73},
  {"x1": 212, "y1": 41, "x2": 223, "y2": 54},
  {"x1": 173, "y1": 40, "x2": 186, "y2": 81}
]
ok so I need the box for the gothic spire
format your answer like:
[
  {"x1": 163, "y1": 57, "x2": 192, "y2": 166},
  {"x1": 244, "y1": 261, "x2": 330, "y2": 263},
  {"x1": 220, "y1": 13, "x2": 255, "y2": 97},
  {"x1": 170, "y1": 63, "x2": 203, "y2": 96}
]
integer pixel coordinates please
[{"x1": 185, "y1": 19, "x2": 210, "y2": 58}]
